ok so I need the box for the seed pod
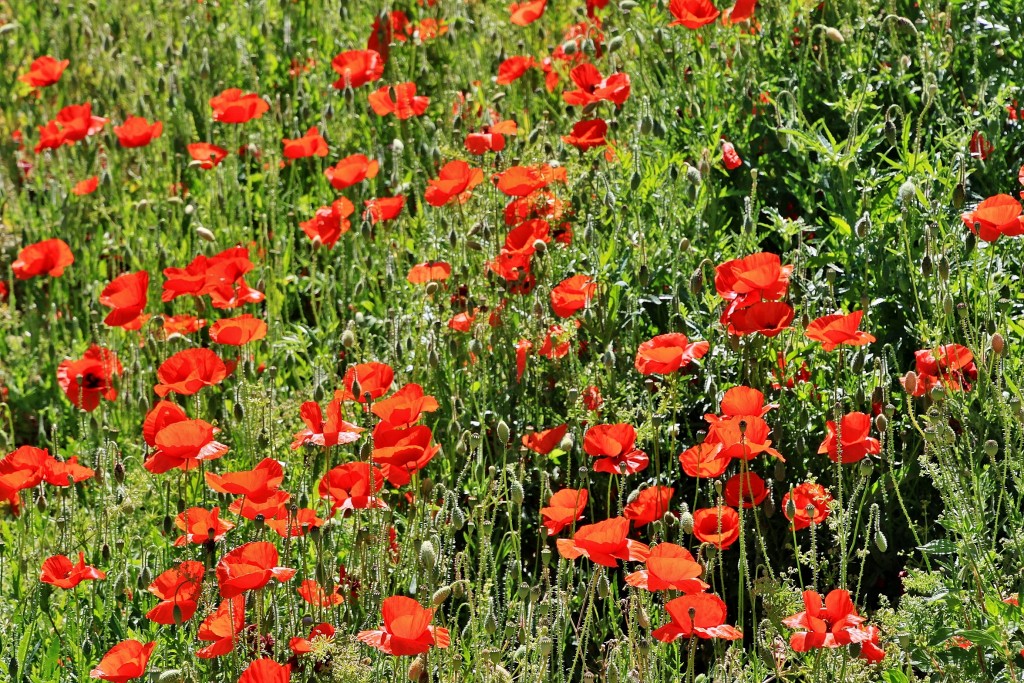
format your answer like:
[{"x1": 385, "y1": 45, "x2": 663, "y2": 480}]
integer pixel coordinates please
[
  {"x1": 679, "y1": 510, "x2": 694, "y2": 534},
  {"x1": 984, "y1": 440, "x2": 998, "y2": 457}
]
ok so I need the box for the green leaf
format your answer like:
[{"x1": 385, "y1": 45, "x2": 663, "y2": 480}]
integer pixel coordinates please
[{"x1": 881, "y1": 670, "x2": 910, "y2": 683}]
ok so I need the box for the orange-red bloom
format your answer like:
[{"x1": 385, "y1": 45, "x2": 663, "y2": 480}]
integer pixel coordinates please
[
  {"x1": 653, "y1": 594, "x2": 742, "y2": 642},
  {"x1": 57, "y1": 345, "x2": 122, "y2": 411},
  {"x1": 188, "y1": 142, "x2": 229, "y2": 169},
  {"x1": 727, "y1": 301, "x2": 795, "y2": 337},
  {"x1": 209, "y1": 314, "x2": 267, "y2": 345},
  {"x1": 337, "y1": 362, "x2": 395, "y2": 402},
  {"x1": 100, "y1": 271, "x2": 149, "y2": 329},
  {"x1": 818, "y1": 412, "x2": 880, "y2": 464},
  {"x1": 679, "y1": 442, "x2": 731, "y2": 478},
  {"x1": 805, "y1": 311, "x2": 875, "y2": 351},
  {"x1": 146, "y1": 560, "x2": 205, "y2": 624},
  {"x1": 238, "y1": 658, "x2": 291, "y2": 683},
  {"x1": 625, "y1": 543, "x2": 708, "y2": 593},
  {"x1": 205, "y1": 458, "x2": 284, "y2": 501},
  {"x1": 783, "y1": 589, "x2": 885, "y2": 662},
  {"x1": 331, "y1": 49, "x2": 385, "y2": 89},
  {"x1": 114, "y1": 116, "x2": 162, "y2": 148},
  {"x1": 692, "y1": 506, "x2": 740, "y2": 549},
  {"x1": 509, "y1": 0, "x2": 547, "y2": 25},
  {"x1": 561, "y1": 118, "x2": 608, "y2": 150},
  {"x1": 19, "y1": 56, "x2": 69, "y2": 88},
  {"x1": 425, "y1": 160, "x2": 485, "y2": 206},
  {"x1": 216, "y1": 542, "x2": 295, "y2": 598},
  {"x1": 496, "y1": 56, "x2": 536, "y2": 85},
  {"x1": 371, "y1": 383, "x2": 439, "y2": 427},
  {"x1": 144, "y1": 419, "x2": 229, "y2": 473},
  {"x1": 297, "y1": 579, "x2": 345, "y2": 607},
  {"x1": 324, "y1": 154, "x2": 379, "y2": 190},
  {"x1": 318, "y1": 462, "x2": 387, "y2": 513},
  {"x1": 407, "y1": 261, "x2": 451, "y2": 284},
  {"x1": 73, "y1": 176, "x2": 100, "y2": 195},
  {"x1": 174, "y1": 506, "x2": 235, "y2": 547},
  {"x1": 300, "y1": 198, "x2": 355, "y2": 248},
  {"x1": 356, "y1": 595, "x2": 451, "y2": 655},
  {"x1": 722, "y1": 140, "x2": 742, "y2": 169},
  {"x1": 541, "y1": 487, "x2": 588, "y2": 535},
  {"x1": 154, "y1": 348, "x2": 228, "y2": 397},
  {"x1": 282, "y1": 127, "x2": 328, "y2": 159},
  {"x1": 551, "y1": 274, "x2": 597, "y2": 318},
  {"x1": 903, "y1": 344, "x2": 977, "y2": 397},
  {"x1": 196, "y1": 596, "x2": 245, "y2": 658},
  {"x1": 210, "y1": 88, "x2": 269, "y2": 123},
  {"x1": 368, "y1": 83, "x2": 430, "y2": 119},
  {"x1": 90, "y1": 640, "x2": 155, "y2": 683},
  {"x1": 523, "y1": 424, "x2": 569, "y2": 455},
  {"x1": 563, "y1": 64, "x2": 631, "y2": 107},
  {"x1": 723, "y1": 471, "x2": 768, "y2": 508},
  {"x1": 291, "y1": 398, "x2": 364, "y2": 449},
  {"x1": 783, "y1": 482, "x2": 833, "y2": 530},
  {"x1": 635, "y1": 333, "x2": 710, "y2": 375},
  {"x1": 12, "y1": 238, "x2": 74, "y2": 280},
  {"x1": 584, "y1": 423, "x2": 648, "y2": 475},
  {"x1": 624, "y1": 487, "x2": 674, "y2": 527},
  {"x1": 465, "y1": 119, "x2": 518, "y2": 154},
  {"x1": 961, "y1": 194, "x2": 1024, "y2": 242},
  {"x1": 40, "y1": 552, "x2": 106, "y2": 589},
  {"x1": 364, "y1": 196, "x2": 406, "y2": 223},
  {"x1": 372, "y1": 423, "x2": 441, "y2": 487},
  {"x1": 668, "y1": 0, "x2": 721, "y2": 28},
  {"x1": 556, "y1": 516, "x2": 650, "y2": 567}
]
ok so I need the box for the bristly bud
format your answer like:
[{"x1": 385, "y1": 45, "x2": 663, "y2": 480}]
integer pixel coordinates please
[
  {"x1": 679, "y1": 509, "x2": 694, "y2": 534},
  {"x1": 875, "y1": 413, "x2": 888, "y2": 433},
  {"x1": 408, "y1": 655, "x2": 427, "y2": 682},
  {"x1": 196, "y1": 226, "x2": 216, "y2": 243},
  {"x1": 785, "y1": 496, "x2": 797, "y2": 520},
  {"x1": 597, "y1": 573, "x2": 610, "y2": 598},
  {"x1": 898, "y1": 180, "x2": 916, "y2": 206},
  {"x1": 902, "y1": 371, "x2": 917, "y2": 395},
  {"x1": 496, "y1": 420, "x2": 510, "y2": 445},
  {"x1": 991, "y1": 333, "x2": 1005, "y2": 355},
  {"x1": 510, "y1": 479, "x2": 524, "y2": 505},
  {"x1": 854, "y1": 211, "x2": 871, "y2": 238},
  {"x1": 341, "y1": 327, "x2": 356, "y2": 348},
  {"x1": 984, "y1": 440, "x2": 998, "y2": 457},
  {"x1": 952, "y1": 183, "x2": 965, "y2": 209},
  {"x1": 824, "y1": 27, "x2": 845, "y2": 43},
  {"x1": 689, "y1": 268, "x2": 704, "y2": 295},
  {"x1": 432, "y1": 585, "x2": 452, "y2": 607}
]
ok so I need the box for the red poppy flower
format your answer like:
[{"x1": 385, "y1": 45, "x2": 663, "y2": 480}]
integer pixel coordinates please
[
  {"x1": 146, "y1": 560, "x2": 205, "y2": 624},
  {"x1": 154, "y1": 348, "x2": 228, "y2": 397},
  {"x1": 541, "y1": 488, "x2": 588, "y2": 535},
  {"x1": 43, "y1": 455, "x2": 95, "y2": 486},
  {"x1": 961, "y1": 194, "x2": 1024, "y2": 242},
  {"x1": 57, "y1": 345, "x2": 122, "y2": 411},
  {"x1": 331, "y1": 49, "x2": 385, "y2": 89},
  {"x1": 782, "y1": 589, "x2": 881, "y2": 658},
  {"x1": 337, "y1": 362, "x2": 394, "y2": 402},
  {"x1": 229, "y1": 490, "x2": 291, "y2": 521},
  {"x1": 368, "y1": 82, "x2": 430, "y2": 119},
  {"x1": 969, "y1": 131, "x2": 993, "y2": 160},
  {"x1": 100, "y1": 271, "x2": 149, "y2": 328},
  {"x1": 515, "y1": 338, "x2": 533, "y2": 381},
  {"x1": 782, "y1": 482, "x2": 833, "y2": 530},
  {"x1": 265, "y1": 506, "x2": 324, "y2": 538},
  {"x1": 727, "y1": 301, "x2": 795, "y2": 337},
  {"x1": 583, "y1": 385, "x2": 604, "y2": 411},
  {"x1": 209, "y1": 314, "x2": 268, "y2": 345},
  {"x1": 238, "y1": 658, "x2": 291, "y2": 683},
  {"x1": 364, "y1": 196, "x2": 406, "y2": 223},
  {"x1": 556, "y1": 516, "x2": 650, "y2": 567},
  {"x1": 291, "y1": 398, "x2": 364, "y2": 449},
  {"x1": 625, "y1": 543, "x2": 709, "y2": 593},
  {"x1": 425, "y1": 160, "x2": 485, "y2": 207},
  {"x1": 496, "y1": 56, "x2": 536, "y2": 85},
  {"x1": 40, "y1": 552, "x2": 106, "y2": 589},
  {"x1": 678, "y1": 442, "x2": 731, "y2": 478},
  {"x1": 903, "y1": 344, "x2": 977, "y2": 397},
  {"x1": 551, "y1": 274, "x2": 597, "y2": 318},
  {"x1": 709, "y1": 385, "x2": 775, "y2": 421},
  {"x1": 804, "y1": 310, "x2": 875, "y2": 351},
  {"x1": 466, "y1": 119, "x2": 518, "y2": 154},
  {"x1": 281, "y1": 127, "x2": 328, "y2": 159},
  {"x1": 492, "y1": 163, "x2": 567, "y2": 197},
  {"x1": 290, "y1": 623, "x2": 336, "y2": 656},
  {"x1": 692, "y1": 506, "x2": 740, "y2": 549},
  {"x1": 297, "y1": 579, "x2": 345, "y2": 607},
  {"x1": 90, "y1": 640, "x2": 155, "y2": 683},
  {"x1": 372, "y1": 423, "x2": 441, "y2": 487},
  {"x1": 715, "y1": 252, "x2": 793, "y2": 309},
  {"x1": 12, "y1": 238, "x2": 74, "y2": 280},
  {"x1": 407, "y1": 261, "x2": 451, "y2": 284},
  {"x1": 653, "y1": 594, "x2": 742, "y2": 642},
  {"x1": 722, "y1": 140, "x2": 742, "y2": 169},
  {"x1": 114, "y1": 116, "x2": 162, "y2": 148},
  {"x1": 357, "y1": 595, "x2": 451, "y2": 655},
  {"x1": 196, "y1": 596, "x2": 245, "y2": 658},
  {"x1": 448, "y1": 310, "x2": 476, "y2": 332},
  {"x1": 371, "y1": 383, "x2": 439, "y2": 427},
  {"x1": 142, "y1": 400, "x2": 188, "y2": 446},
  {"x1": 19, "y1": 56, "x2": 69, "y2": 88},
  {"x1": 624, "y1": 487, "x2": 674, "y2": 527},
  {"x1": 705, "y1": 415, "x2": 783, "y2": 461},
  {"x1": 324, "y1": 154, "x2": 379, "y2": 190},
  {"x1": 584, "y1": 423, "x2": 648, "y2": 475},
  {"x1": 300, "y1": 198, "x2": 355, "y2": 248},
  {"x1": 668, "y1": 0, "x2": 721, "y2": 28},
  {"x1": 174, "y1": 506, "x2": 234, "y2": 547},
  {"x1": 635, "y1": 333, "x2": 710, "y2": 375},
  {"x1": 563, "y1": 64, "x2": 631, "y2": 107},
  {"x1": 161, "y1": 314, "x2": 206, "y2": 338},
  {"x1": 187, "y1": 142, "x2": 229, "y2": 169},
  {"x1": 73, "y1": 176, "x2": 99, "y2": 195},
  {"x1": 206, "y1": 458, "x2": 284, "y2": 501},
  {"x1": 209, "y1": 88, "x2": 269, "y2": 123},
  {"x1": 561, "y1": 118, "x2": 608, "y2": 150},
  {"x1": 144, "y1": 419, "x2": 229, "y2": 474},
  {"x1": 509, "y1": 0, "x2": 547, "y2": 25},
  {"x1": 35, "y1": 103, "x2": 107, "y2": 152},
  {"x1": 725, "y1": 0, "x2": 756, "y2": 23},
  {"x1": 522, "y1": 424, "x2": 569, "y2": 455},
  {"x1": 724, "y1": 471, "x2": 768, "y2": 508},
  {"x1": 318, "y1": 462, "x2": 387, "y2": 513},
  {"x1": 216, "y1": 542, "x2": 295, "y2": 598},
  {"x1": 818, "y1": 412, "x2": 880, "y2": 464}
]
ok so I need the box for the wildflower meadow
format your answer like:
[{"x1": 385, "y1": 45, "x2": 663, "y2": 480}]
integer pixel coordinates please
[{"x1": 2, "y1": 0, "x2": 1024, "y2": 681}]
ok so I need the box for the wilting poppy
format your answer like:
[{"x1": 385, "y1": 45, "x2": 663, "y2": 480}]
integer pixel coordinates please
[
  {"x1": 625, "y1": 543, "x2": 709, "y2": 593},
  {"x1": 206, "y1": 458, "x2": 284, "y2": 501},
  {"x1": 19, "y1": 56, "x2": 69, "y2": 88},
  {"x1": 783, "y1": 482, "x2": 833, "y2": 530},
  {"x1": 804, "y1": 310, "x2": 875, "y2": 351},
  {"x1": 113, "y1": 117, "x2": 162, "y2": 148},
  {"x1": 509, "y1": 0, "x2": 547, "y2": 25},
  {"x1": 40, "y1": 552, "x2": 106, "y2": 589},
  {"x1": 584, "y1": 423, "x2": 648, "y2": 475},
  {"x1": 724, "y1": 471, "x2": 768, "y2": 508},
  {"x1": 73, "y1": 176, "x2": 100, "y2": 195},
  {"x1": 187, "y1": 142, "x2": 229, "y2": 169},
  {"x1": 357, "y1": 595, "x2": 451, "y2": 655},
  {"x1": 331, "y1": 49, "x2": 385, "y2": 89},
  {"x1": 624, "y1": 487, "x2": 674, "y2": 527},
  {"x1": 209, "y1": 314, "x2": 267, "y2": 345},
  {"x1": 960, "y1": 194, "x2": 1024, "y2": 243},
  {"x1": 425, "y1": 160, "x2": 485, "y2": 207},
  {"x1": 174, "y1": 506, "x2": 234, "y2": 547},
  {"x1": 561, "y1": 118, "x2": 608, "y2": 150},
  {"x1": 692, "y1": 506, "x2": 740, "y2": 549},
  {"x1": 563, "y1": 64, "x2": 631, "y2": 107},
  {"x1": 318, "y1": 462, "x2": 387, "y2": 513},
  {"x1": 290, "y1": 623, "x2": 336, "y2": 655},
  {"x1": 291, "y1": 398, "x2": 364, "y2": 449},
  {"x1": 216, "y1": 542, "x2": 295, "y2": 598},
  {"x1": 556, "y1": 516, "x2": 650, "y2": 567},
  {"x1": 337, "y1": 362, "x2": 394, "y2": 402},
  {"x1": 57, "y1": 345, "x2": 122, "y2": 411},
  {"x1": 653, "y1": 594, "x2": 742, "y2": 642},
  {"x1": 368, "y1": 82, "x2": 430, "y2": 119},
  {"x1": 372, "y1": 423, "x2": 441, "y2": 487},
  {"x1": 818, "y1": 412, "x2": 880, "y2": 464},
  {"x1": 237, "y1": 658, "x2": 291, "y2": 683},
  {"x1": 371, "y1": 383, "x2": 439, "y2": 427},
  {"x1": 196, "y1": 596, "x2": 245, "y2": 658},
  {"x1": 209, "y1": 88, "x2": 269, "y2": 123},
  {"x1": 90, "y1": 640, "x2": 155, "y2": 683},
  {"x1": 282, "y1": 127, "x2": 328, "y2": 159},
  {"x1": 551, "y1": 274, "x2": 597, "y2": 318},
  {"x1": 324, "y1": 154, "x2": 379, "y2": 190},
  {"x1": 12, "y1": 238, "x2": 74, "y2": 280},
  {"x1": 407, "y1": 261, "x2": 451, "y2": 284},
  {"x1": 635, "y1": 333, "x2": 710, "y2": 375},
  {"x1": 364, "y1": 196, "x2": 406, "y2": 223},
  {"x1": 297, "y1": 579, "x2": 345, "y2": 607},
  {"x1": 522, "y1": 424, "x2": 569, "y2": 455},
  {"x1": 144, "y1": 419, "x2": 229, "y2": 473},
  {"x1": 668, "y1": 0, "x2": 721, "y2": 28},
  {"x1": 541, "y1": 488, "x2": 588, "y2": 535},
  {"x1": 496, "y1": 56, "x2": 536, "y2": 85},
  {"x1": 154, "y1": 348, "x2": 228, "y2": 397},
  {"x1": 100, "y1": 271, "x2": 149, "y2": 328},
  {"x1": 146, "y1": 560, "x2": 205, "y2": 625}
]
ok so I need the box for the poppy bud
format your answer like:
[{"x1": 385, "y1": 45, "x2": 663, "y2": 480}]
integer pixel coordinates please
[
  {"x1": 350, "y1": 378, "x2": 362, "y2": 399},
  {"x1": 929, "y1": 385, "x2": 944, "y2": 402},
  {"x1": 484, "y1": 611, "x2": 498, "y2": 635},
  {"x1": 173, "y1": 604, "x2": 184, "y2": 626},
  {"x1": 854, "y1": 211, "x2": 871, "y2": 238},
  {"x1": 984, "y1": 440, "x2": 998, "y2": 457},
  {"x1": 101, "y1": 543, "x2": 111, "y2": 562},
  {"x1": 452, "y1": 506, "x2": 466, "y2": 530},
  {"x1": 875, "y1": 413, "x2": 888, "y2": 433},
  {"x1": 539, "y1": 636, "x2": 553, "y2": 657},
  {"x1": 774, "y1": 460, "x2": 786, "y2": 481},
  {"x1": 921, "y1": 255, "x2": 932, "y2": 277},
  {"x1": 560, "y1": 40, "x2": 577, "y2": 56},
  {"x1": 763, "y1": 494, "x2": 776, "y2": 518},
  {"x1": 689, "y1": 268, "x2": 703, "y2": 295},
  {"x1": 408, "y1": 655, "x2": 427, "y2": 682},
  {"x1": 510, "y1": 480, "x2": 524, "y2": 505},
  {"x1": 902, "y1": 371, "x2": 917, "y2": 395},
  {"x1": 419, "y1": 540, "x2": 437, "y2": 570},
  {"x1": 196, "y1": 226, "x2": 216, "y2": 243},
  {"x1": 785, "y1": 496, "x2": 798, "y2": 520},
  {"x1": 824, "y1": 26, "x2": 845, "y2": 43},
  {"x1": 991, "y1": 333, "x2": 1005, "y2": 355},
  {"x1": 679, "y1": 509, "x2": 694, "y2": 534},
  {"x1": 597, "y1": 573, "x2": 610, "y2": 598},
  {"x1": 496, "y1": 420, "x2": 510, "y2": 445}
]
